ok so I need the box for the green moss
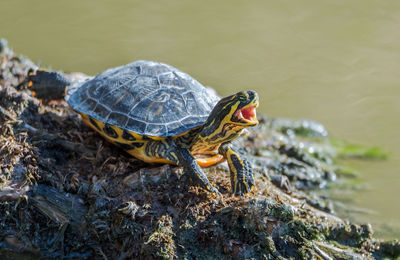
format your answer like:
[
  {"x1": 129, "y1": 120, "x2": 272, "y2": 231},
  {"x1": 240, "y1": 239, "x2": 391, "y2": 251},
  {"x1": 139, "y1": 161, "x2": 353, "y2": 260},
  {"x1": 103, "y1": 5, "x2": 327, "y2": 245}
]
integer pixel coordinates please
[
  {"x1": 333, "y1": 164, "x2": 359, "y2": 178},
  {"x1": 266, "y1": 118, "x2": 328, "y2": 138},
  {"x1": 142, "y1": 215, "x2": 176, "y2": 259},
  {"x1": 330, "y1": 138, "x2": 388, "y2": 159},
  {"x1": 327, "y1": 224, "x2": 373, "y2": 248}
]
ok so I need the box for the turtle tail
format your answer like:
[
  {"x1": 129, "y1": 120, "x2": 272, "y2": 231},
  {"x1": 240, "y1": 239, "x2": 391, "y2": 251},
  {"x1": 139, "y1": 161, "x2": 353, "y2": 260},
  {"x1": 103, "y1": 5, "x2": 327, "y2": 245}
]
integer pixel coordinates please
[{"x1": 27, "y1": 69, "x2": 71, "y2": 101}]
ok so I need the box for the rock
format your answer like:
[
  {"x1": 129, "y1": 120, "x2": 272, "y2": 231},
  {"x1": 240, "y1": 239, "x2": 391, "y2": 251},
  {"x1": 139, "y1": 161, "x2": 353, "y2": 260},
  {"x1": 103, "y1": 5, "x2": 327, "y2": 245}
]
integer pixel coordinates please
[{"x1": 0, "y1": 39, "x2": 396, "y2": 259}]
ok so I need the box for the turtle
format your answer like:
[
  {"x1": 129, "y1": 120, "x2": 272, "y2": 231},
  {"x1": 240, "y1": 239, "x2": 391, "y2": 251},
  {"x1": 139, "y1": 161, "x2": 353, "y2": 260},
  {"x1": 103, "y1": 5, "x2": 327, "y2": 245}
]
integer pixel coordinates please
[{"x1": 27, "y1": 60, "x2": 259, "y2": 196}]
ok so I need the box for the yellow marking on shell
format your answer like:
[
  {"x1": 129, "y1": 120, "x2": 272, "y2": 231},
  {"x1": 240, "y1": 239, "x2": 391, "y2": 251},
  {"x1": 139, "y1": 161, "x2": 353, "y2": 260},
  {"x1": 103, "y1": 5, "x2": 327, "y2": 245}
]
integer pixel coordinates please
[
  {"x1": 79, "y1": 112, "x2": 173, "y2": 164},
  {"x1": 80, "y1": 113, "x2": 104, "y2": 136},
  {"x1": 129, "y1": 131, "x2": 145, "y2": 140},
  {"x1": 93, "y1": 118, "x2": 105, "y2": 132},
  {"x1": 83, "y1": 116, "x2": 127, "y2": 143},
  {"x1": 147, "y1": 135, "x2": 166, "y2": 141},
  {"x1": 109, "y1": 125, "x2": 127, "y2": 143}
]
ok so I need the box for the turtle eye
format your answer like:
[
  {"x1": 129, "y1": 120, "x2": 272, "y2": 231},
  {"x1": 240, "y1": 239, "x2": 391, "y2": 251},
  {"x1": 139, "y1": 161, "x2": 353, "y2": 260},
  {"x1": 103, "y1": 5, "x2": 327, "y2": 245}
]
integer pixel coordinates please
[{"x1": 237, "y1": 92, "x2": 248, "y2": 101}]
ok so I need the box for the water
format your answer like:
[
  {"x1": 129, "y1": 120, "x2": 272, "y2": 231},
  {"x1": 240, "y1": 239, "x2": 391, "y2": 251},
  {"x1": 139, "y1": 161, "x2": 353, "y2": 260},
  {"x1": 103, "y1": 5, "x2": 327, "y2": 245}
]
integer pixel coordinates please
[{"x1": 2, "y1": 0, "x2": 399, "y2": 239}]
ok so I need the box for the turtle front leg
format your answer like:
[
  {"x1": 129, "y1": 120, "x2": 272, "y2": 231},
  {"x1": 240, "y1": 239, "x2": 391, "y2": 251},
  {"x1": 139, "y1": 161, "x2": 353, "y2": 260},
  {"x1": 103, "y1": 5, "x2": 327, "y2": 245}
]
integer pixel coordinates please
[
  {"x1": 219, "y1": 144, "x2": 255, "y2": 196},
  {"x1": 173, "y1": 147, "x2": 220, "y2": 195}
]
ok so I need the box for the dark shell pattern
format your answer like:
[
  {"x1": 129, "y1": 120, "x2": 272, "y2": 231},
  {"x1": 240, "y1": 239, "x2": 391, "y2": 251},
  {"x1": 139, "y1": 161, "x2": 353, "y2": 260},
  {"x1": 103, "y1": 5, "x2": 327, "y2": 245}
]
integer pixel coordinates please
[{"x1": 68, "y1": 60, "x2": 220, "y2": 137}]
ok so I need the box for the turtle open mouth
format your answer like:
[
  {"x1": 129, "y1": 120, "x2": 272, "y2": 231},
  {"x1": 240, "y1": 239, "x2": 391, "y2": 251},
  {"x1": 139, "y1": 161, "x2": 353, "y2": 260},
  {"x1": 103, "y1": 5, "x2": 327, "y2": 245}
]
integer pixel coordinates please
[{"x1": 233, "y1": 102, "x2": 259, "y2": 125}]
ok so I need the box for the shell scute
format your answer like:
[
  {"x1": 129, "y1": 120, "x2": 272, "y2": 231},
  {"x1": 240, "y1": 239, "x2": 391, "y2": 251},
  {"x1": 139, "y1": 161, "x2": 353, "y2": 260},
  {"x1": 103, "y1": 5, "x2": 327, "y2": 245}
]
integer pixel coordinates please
[
  {"x1": 108, "y1": 112, "x2": 129, "y2": 126},
  {"x1": 93, "y1": 104, "x2": 111, "y2": 119}
]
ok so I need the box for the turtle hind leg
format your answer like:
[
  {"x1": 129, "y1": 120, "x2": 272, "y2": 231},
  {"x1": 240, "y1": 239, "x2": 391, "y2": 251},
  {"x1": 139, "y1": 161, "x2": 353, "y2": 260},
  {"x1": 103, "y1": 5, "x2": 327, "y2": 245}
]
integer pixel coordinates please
[{"x1": 27, "y1": 69, "x2": 71, "y2": 101}]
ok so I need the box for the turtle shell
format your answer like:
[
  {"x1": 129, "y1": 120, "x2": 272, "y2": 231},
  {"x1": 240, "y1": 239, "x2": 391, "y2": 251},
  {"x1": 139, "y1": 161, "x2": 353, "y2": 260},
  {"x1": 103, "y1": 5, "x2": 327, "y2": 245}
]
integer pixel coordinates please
[{"x1": 68, "y1": 60, "x2": 220, "y2": 137}]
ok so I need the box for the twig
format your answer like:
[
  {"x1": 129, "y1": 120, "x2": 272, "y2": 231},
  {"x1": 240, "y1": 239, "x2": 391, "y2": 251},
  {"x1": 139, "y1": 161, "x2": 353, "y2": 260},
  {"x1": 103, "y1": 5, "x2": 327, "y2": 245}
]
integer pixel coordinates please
[{"x1": 0, "y1": 105, "x2": 17, "y2": 121}]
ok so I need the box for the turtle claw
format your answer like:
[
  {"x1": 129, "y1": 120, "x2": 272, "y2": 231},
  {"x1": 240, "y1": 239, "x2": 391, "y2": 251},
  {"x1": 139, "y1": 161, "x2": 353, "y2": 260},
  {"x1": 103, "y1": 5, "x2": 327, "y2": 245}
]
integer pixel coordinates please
[
  {"x1": 207, "y1": 184, "x2": 222, "y2": 198},
  {"x1": 232, "y1": 177, "x2": 255, "y2": 196}
]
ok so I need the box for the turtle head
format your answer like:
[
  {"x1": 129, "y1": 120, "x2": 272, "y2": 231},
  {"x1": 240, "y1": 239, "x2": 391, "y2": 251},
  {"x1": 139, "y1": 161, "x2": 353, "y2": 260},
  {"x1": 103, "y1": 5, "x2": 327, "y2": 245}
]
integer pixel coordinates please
[
  {"x1": 197, "y1": 90, "x2": 259, "y2": 145},
  {"x1": 207, "y1": 90, "x2": 259, "y2": 127},
  {"x1": 227, "y1": 90, "x2": 259, "y2": 126},
  {"x1": 207, "y1": 90, "x2": 259, "y2": 128}
]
